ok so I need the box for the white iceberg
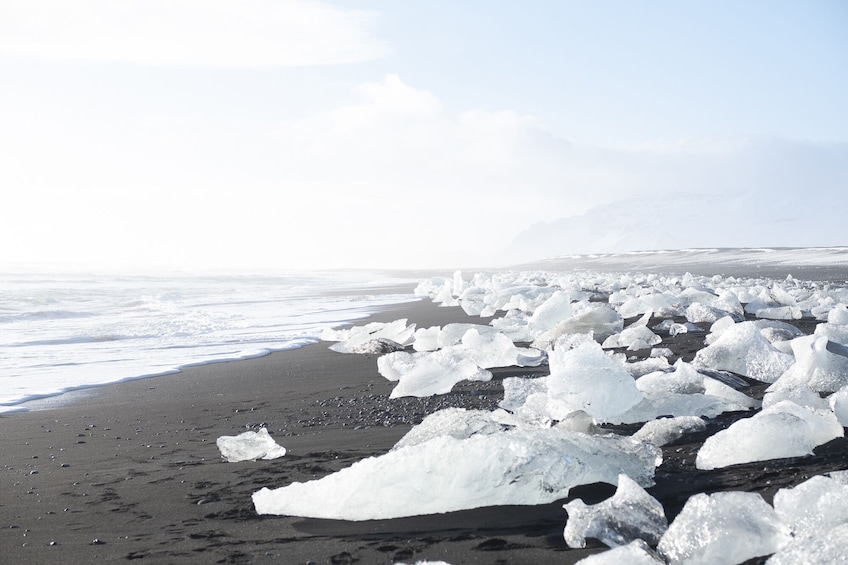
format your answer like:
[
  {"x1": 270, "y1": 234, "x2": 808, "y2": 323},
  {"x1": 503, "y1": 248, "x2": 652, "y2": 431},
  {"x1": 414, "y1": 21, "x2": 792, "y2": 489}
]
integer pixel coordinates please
[
  {"x1": 768, "y1": 334, "x2": 848, "y2": 393},
  {"x1": 564, "y1": 474, "x2": 668, "y2": 548},
  {"x1": 216, "y1": 428, "x2": 286, "y2": 462},
  {"x1": 386, "y1": 348, "x2": 492, "y2": 398},
  {"x1": 325, "y1": 319, "x2": 416, "y2": 354},
  {"x1": 657, "y1": 492, "x2": 790, "y2": 565},
  {"x1": 252, "y1": 426, "x2": 661, "y2": 520}
]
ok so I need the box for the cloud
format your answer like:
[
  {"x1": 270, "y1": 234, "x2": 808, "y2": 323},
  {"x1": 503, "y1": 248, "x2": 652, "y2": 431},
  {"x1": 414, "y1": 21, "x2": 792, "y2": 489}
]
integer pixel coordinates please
[
  {"x1": 0, "y1": 0, "x2": 388, "y2": 68},
  {"x1": 3, "y1": 73, "x2": 845, "y2": 271}
]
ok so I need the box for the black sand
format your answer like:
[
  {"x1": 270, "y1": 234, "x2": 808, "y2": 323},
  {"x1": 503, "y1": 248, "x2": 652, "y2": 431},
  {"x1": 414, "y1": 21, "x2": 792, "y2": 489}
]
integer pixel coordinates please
[{"x1": 2, "y1": 293, "x2": 847, "y2": 564}]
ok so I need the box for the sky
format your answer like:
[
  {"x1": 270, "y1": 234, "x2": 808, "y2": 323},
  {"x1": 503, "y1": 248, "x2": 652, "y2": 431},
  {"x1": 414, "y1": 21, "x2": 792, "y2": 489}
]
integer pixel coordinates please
[{"x1": 1, "y1": 0, "x2": 846, "y2": 272}]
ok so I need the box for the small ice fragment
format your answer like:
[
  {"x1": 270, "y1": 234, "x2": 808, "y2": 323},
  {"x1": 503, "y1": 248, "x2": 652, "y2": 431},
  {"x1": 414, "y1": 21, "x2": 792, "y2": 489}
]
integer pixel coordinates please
[
  {"x1": 632, "y1": 416, "x2": 706, "y2": 446},
  {"x1": 657, "y1": 492, "x2": 790, "y2": 565},
  {"x1": 216, "y1": 428, "x2": 286, "y2": 462},
  {"x1": 563, "y1": 474, "x2": 668, "y2": 548}
]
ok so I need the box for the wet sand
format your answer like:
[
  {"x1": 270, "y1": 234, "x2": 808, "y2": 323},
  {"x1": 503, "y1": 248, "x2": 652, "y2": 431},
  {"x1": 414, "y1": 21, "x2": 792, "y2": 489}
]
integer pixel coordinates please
[{"x1": 2, "y1": 297, "x2": 847, "y2": 564}]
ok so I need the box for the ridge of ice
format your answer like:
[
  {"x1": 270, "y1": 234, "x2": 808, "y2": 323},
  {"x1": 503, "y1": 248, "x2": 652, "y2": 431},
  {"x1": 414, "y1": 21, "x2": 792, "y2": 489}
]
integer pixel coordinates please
[{"x1": 252, "y1": 426, "x2": 661, "y2": 520}]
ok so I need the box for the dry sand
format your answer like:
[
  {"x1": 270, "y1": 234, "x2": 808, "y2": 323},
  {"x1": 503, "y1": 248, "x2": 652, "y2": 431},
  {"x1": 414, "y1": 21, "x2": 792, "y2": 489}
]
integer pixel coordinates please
[{"x1": 2, "y1": 297, "x2": 847, "y2": 564}]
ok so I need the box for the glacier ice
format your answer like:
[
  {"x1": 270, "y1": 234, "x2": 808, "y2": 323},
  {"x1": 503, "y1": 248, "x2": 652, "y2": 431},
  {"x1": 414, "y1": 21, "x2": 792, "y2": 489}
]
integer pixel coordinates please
[
  {"x1": 657, "y1": 491, "x2": 790, "y2": 565},
  {"x1": 386, "y1": 348, "x2": 492, "y2": 398},
  {"x1": 602, "y1": 326, "x2": 662, "y2": 351},
  {"x1": 768, "y1": 334, "x2": 848, "y2": 393},
  {"x1": 252, "y1": 426, "x2": 661, "y2": 520},
  {"x1": 635, "y1": 363, "x2": 705, "y2": 395},
  {"x1": 574, "y1": 540, "x2": 664, "y2": 565},
  {"x1": 216, "y1": 428, "x2": 286, "y2": 462},
  {"x1": 392, "y1": 408, "x2": 510, "y2": 449},
  {"x1": 829, "y1": 385, "x2": 848, "y2": 426},
  {"x1": 693, "y1": 321, "x2": 794, "y2": 383},
  {"x1": 632, "y1": 416, "x2": 707, "y2": 446},
  {"x1": 563, "y1": 473, "x2": 668, "y2": 548},
  {"x1": 546, "y1": 339, "x2": 643, "y2": 421},
  {"x1": 696, "y1": 400, "x2": 843, "y2": 470},
  {"x1": 766, "y1": 523, "x2": 848, "y2": 565},
  {"x1": 773, "y1": 475, "x2": 848, "y2": 537},
  {"x1": 324, "y1": 319, "x2": 416, "y2": 354}
]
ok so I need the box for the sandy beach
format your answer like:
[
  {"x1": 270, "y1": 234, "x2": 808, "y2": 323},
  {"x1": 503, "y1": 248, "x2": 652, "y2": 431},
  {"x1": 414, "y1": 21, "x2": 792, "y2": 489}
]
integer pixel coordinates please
[{"x1": 3, "y1": 289, "x2": 848, "y2": 564}]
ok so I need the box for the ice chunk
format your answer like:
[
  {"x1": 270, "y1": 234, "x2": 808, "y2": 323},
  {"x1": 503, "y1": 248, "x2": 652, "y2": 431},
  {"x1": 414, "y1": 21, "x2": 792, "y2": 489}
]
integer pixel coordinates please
[
  {"x1": 216, "y1": 428, "x2": 286, "y2": 462},
  {"x1": 763, "y1": 385, "x2": 829, "y2": 411},
  {"x1": 618, "y1": 293, "x2": 680, "y2": 319},
  {"x1": 461, "y1": 328, "x2": 545, "y2": 368},
  {"x1": 657, "y1": 492, "x2": 790, "y2": 565},
  {"x1": 326, "y1": 319, "x2": 415, "y2": 353},
  {"x1": 685, "y1": 303, "x2": 734, "y2": 324},
  {"x1": 693, "y1": 321, "x2": 794, "y2": 383},
  {"x1": 574, "y1": 540, "x2": 664, "y2": 565},
  {"x1": 564, "y1": 474, "x2": 668, "y2": 548},
  {"x1": 532, "y1": 303, "x2": 623, "y2": 348},
  {"x1": 756, "y1": 306, "x2": 802, "y2": 320},
  {"x1": 632, "y1": 416, "x2": 707, "y2": 446},
  {"x1": 341, "y1": 338, "x2": 404, "y2": 355},
  {"x1": 252, "y1": 427, "x2": 662, "y2": 520},
  {"x1": 437, "y1": 323, "x2": 496, "y2": 348},
  {"x1": 696, "y1": 400, "x2": 843, "y2": 470},
  {"x1": 755, "y1": 319, "x2": 805, "y2": 344},
  {"x1": 829, "y1": 385, "x2": 848, "y2": 426},
  {"x1": 773, "y1": 475, "x2": 848, "y2": 537},
  {"x1": 547, "y1": 339, "x2": 643, "y2": 421},
  {"x1": 393, "y1": 408, "x2": 510, "y2": 449},
  {"x1": 388, "y1": 348, "x2": 492, "y2": 398},
  {"x1": 412, "y1": 326, "x2": 441, "y2": 352},
  {"x1": 768, "y1": 334, "x2": 848, "y2": 393},
  {"x1": 527, "y1": 290, "x2": 574, "y2": 336},
  {"x1": 609, "y1": 388, "x2": 754, "y2": 425},
  {"x1": 702, "y1": 378, "x2": 760, "y2": 410},
  {"x1": 815, "y1": 321, "x2": 848, "y2": 346},
  {"x1": 500, "y1": 376, "x2": 553, "y2": 426},
  {"x1": 767, "y1": 523, "x2": 848, "y2": 565},
  {"x1": 602, "y1": 326, "x2": 662, "y2": 350},
  {"x1": 636, "y1": 363, "x2": 705, "y2": 395},
  {"x1": 827, "y1": 303, "x2": 848, "y2": 325}
]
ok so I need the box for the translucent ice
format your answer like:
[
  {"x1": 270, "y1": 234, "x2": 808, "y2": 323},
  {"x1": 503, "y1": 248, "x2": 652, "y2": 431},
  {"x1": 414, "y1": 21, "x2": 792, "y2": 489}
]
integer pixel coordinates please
[
  {"x1": 252, "y1": 426, "x2": 662, "y2": 520},
  {"x1": 532, "y1": 303, "x2": 623, "y2": 348},
  {"x1": 773, "y1": 475, "x2": 848, "y2": 537},
  {"x1": 547, "y1": 339, "x2": 643, "y2": 421},
  {"x1": 766, "y1": 523, "x2": 848, "y2": 565},
  {"x1": 216, "y1": 428, "x2": 286, "y2": 462},
  {"x1": 693, "y1": 321, "x2": 794, "y2": 383},
  {"x1": 827, "y1": 303, "x2": 848, "y2": 325},
  {"x1": 768, "y1": 334, "x2": 848, "y2": 393},
  {"x1": 632, "y1": 416, "x2": 707, "y2": 446},
  {"x1": 602, "y1": 326, "x2": 662, "y2": 350},
  {"x1": 412, "y1": 326, "x2": 441, "y2": 352},
  {"x1": 635, "y1": 363, "x2": 705, "y2": 395},
  {"x1": 460, "y1": 328, "x2": 545, "y2": 369},
  {"x1": 393, "y1": 408, "x2": 511, "y2": 449},
  {"x1": 325, "y1": 319, "x2": 416, "y2": 354},
  {"x1": 829, "y1": 385, "x2": 848, "y2": 426},
  {"x1": 564, "y1": 474, "x2": 668, "y2": 548},
  {"x1": 574, "y1": 540, "x2": 664, "y2": 565},
  {"x1": 696, "y1": 400, "x2": 843, "y2": 470},
  {"x1": 657, "y1": 492, "x2": 790, "y2": 565},
  {"x1": 387, "y1": 348, "x2": 492, "y2": 398}
]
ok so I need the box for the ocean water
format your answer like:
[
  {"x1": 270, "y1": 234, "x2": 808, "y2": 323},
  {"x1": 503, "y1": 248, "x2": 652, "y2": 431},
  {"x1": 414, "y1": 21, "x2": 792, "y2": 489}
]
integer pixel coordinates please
[{"x1": 0, "y1": 271, "x2": 419, "y2": 413}]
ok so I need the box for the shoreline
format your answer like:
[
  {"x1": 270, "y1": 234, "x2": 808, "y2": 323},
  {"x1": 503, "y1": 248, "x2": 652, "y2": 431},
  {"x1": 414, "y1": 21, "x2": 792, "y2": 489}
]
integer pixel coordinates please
[{"x1": 3, "y1": 289, "x2": 848, "y2": 564}]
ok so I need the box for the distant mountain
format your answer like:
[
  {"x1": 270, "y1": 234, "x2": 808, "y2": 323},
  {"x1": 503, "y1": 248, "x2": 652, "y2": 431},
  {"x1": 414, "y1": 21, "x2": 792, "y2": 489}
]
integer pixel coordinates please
[{"x1": 503, "y1": 190, "x2": 845, "y2": 265}]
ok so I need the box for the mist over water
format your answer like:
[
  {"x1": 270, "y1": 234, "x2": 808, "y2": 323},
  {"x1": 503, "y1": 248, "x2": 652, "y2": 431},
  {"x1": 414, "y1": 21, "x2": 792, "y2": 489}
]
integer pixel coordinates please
[{"x1": 0, "y1": 271, "x2": 418, "y2": 412}]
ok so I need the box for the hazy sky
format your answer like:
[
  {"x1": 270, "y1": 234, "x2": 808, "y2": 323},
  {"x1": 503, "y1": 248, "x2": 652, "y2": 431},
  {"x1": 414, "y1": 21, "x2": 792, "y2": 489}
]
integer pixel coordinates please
[{"x1": 1, "y1": 0, "x2": 846, "y2": 271}]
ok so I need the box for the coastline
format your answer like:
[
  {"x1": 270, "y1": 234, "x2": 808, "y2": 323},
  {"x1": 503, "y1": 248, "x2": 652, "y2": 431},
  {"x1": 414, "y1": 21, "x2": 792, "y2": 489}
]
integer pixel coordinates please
[{"x1": 3, "y1": 291, "x2": 848, "y2": 564}]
